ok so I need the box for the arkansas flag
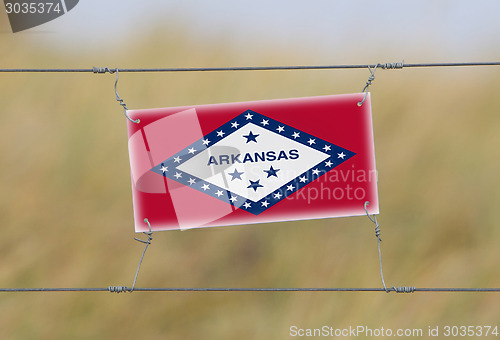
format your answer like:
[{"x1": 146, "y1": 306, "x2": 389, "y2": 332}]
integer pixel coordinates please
[{"x1": 127, "y1": 93, "x2": 378, "y2": 232}]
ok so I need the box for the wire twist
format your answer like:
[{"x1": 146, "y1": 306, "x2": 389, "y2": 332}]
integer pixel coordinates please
[
  {"x1": 380, "y1": 61, "x2": 404, "y2": 69},
  {"x1": 364, "y1": 201, "x2": 382, "y2": 242},
  {"x1": 113, "y1": 68, "x2": 140, "y2": 124},
  {"x1": 107, "y1": 219, "x2": 153, "y2": 294},
  {"x1": 129, "y1": 218, "x2": 154, "y2": 292},
  {"x1": 357, "y1": 61, "x2": 404, "y2": 106},
  {"x1": 92, "y1": 67, "x2": 115, "y2": 74},
  {"x1": 364, "y1": 202, "x2": 416, "y2": 294},
  {"x1": 364, "y1": 201, "x2": 388, "y2": 292},
  {"x1": 391, "y1": 286, "x2": 415, "y2": 293},
  {"x1": 108, "y1": 286, "x2": 129, "y2": 293},
  {"x1": 357, "y1": 64, "x2": 378, "y2": 107},
  {"x1": 93, "y1": 66, "x2": 139, "y2": 124}
]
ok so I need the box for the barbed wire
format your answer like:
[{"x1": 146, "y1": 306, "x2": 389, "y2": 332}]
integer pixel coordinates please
[{"x1": 0, "y1": 61, "x2": 499, "y2": 73}]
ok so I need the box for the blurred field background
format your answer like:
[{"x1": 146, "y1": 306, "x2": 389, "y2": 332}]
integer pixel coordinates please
[{"x1": 1, "y1": 2, "x2": 500, "y2": 339}]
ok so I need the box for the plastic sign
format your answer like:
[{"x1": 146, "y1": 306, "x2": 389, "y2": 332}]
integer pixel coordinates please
[{"x1": 127, "y1": 93, "x2": 379, "y2": 232}]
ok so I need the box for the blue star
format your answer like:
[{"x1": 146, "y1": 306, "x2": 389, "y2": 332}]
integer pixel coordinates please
[
  {"x1": 228, "y1": 168, "x2": 244, "y2": 181},
  {"x1": 243, "y1": 131, "x2": 259, "y2": 143},
  {"x1": 263, "y1": 165, "x2": 280, "y2": 178},
  {"x1": 247, "y1": 179, "x2": 264, "y2": 192}
]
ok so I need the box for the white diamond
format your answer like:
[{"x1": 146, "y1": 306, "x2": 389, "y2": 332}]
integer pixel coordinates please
[{"x1": 177, "y1": 123, "x2": 329, "y2": 202}]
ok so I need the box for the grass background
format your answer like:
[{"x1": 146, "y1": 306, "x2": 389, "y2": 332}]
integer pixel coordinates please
[{"x1": 0, "y1": 11, "x2": 499, "y2": 340}]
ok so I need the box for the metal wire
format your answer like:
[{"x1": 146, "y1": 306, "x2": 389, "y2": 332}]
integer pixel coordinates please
[
  {"x1": 0, "y1": 287, "x2": 499, "y2": 293},
  {"x1": 0, "y1": 60, "x2": 499, "y2": 294},
  {"x1": 0, "y1": 210, "x2": 497, "y2": 294},
  {"x1": 0, "y1": 61, "x2": 499, "y2": 73},
  {"x1": 364, "y1": 201, "x2": 390, "y2": 292},
  {"x1": 357, "y1": 64, "x2": 379, "y2": 106},
  {"x1": 112, "y1": 68, "x2": 140, "y2": 124},
  {"x1": 130, "y1": 218, "x2": 153, "y2": 292}
]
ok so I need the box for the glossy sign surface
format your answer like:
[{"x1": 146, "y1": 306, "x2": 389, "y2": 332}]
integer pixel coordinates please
[{"x1": 127, "y1": 93, "x2": 378, "y2": 232}]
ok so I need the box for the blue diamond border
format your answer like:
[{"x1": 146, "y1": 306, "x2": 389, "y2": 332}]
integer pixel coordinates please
[{"x1": 150, "y1": 110, "x2": 356, "y2": 215}]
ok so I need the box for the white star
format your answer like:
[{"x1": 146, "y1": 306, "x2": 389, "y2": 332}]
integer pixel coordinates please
[
  {"x1": 292, "y1": 132, "x2": 300, "y2": 139},
  {"x1": 261, "y1": 119, "x2": 269, "y2": 126},
  {"x1": 188, "y1": 178, "x2": 196, "y2": 185},
  {"x1": 276, "y1": 126, "x2": 285, "y2": 133},
  {"x1": 229, "y1": 196, "x2": 238, "y2": 203},
  {"x1": 323, "y1": 145, "x2": 331, "y2": 152},
  {"x1": 160, "y1": 166, "x2": 168, "y2": 173},
  {"x1": 231, "y1": 121, "x2": 239, "y2": 128},
  {"x1": 299, "y1": 176, "x2": 307, "y2": 183},
  {"x1": 307, "y1": 138, "x2": 316, "y2": 146},
  {"x1": 245, "y1": 113, "x2": 253, "y2": 120},
  {"x1": 217, "y1": 130, "x2": 225, "y2": 137},
  {"x1": 338, "y1": 152, "x2": 346, "y2": 159},
  {"x1": 261, "y1": 201, "x2": 269, "y2": 207},
  {"x1": 286, "y1": 184, "x2": 295, "y2": 191},
  {"x1": 202, "y1": 139, "x2": 210, "y2": 146},
  {"x1": 312, "y1": 168, "x2": 320, "y2": 176},
  {"x1": 273, "y1": 192, "x2": 282, "y2": 199},
  {"x1": 325, "y1": 160, "x2": 333, "y2": 167},
  {"x1": 243, "y1": 202, "x2": 251, "y2": 209},
  {"x1": 174, "y1": 172, "x2": 182, "y2": 179},
  {"x1": 215, "y1": 190, "x2": 224, "y2": 197},
  {"x1": 202, "y1": 184, "x2": 210, "y2": 191},
  {"x1": 188, "y1": 147, "x2": 196, "y2": 154},
  {"x1": 174, "y1": 156, "x2": 181, "y2": 163}
]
